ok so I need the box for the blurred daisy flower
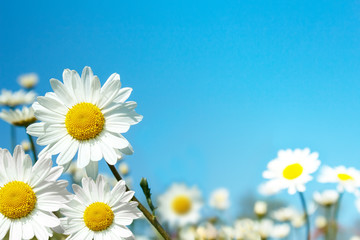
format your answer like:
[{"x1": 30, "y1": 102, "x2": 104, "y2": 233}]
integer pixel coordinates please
[
  {"x1": 254, "y1": 201, "x2": 267, "y2": 217},
  {"x1": 263, "y1": 148, "x2": 321, "y2": 194},
  {"x1": 271, "y1": 207, "x2": 299, "y2": 222},
  {"x1": 209, "y1": 188, "x2": 230, "y2": 210},
  {"x1": 318, "y1": 166, "x2": 360, "y2": 193},
  {"x1": 313, "y1": 190, "x2": 339, "y2": 207},
  {"x1": 60, "y1": 176, "x2": 142, "y2": 240},
  {"x1": 18, "y1": 73, "x2": 39, "y2": 89},
  {"x1": 0, "y1": 89, "x2": 36, "y2": 107},
  {"x1": 0, "y1": 146, "x2": 71, "y2": 240},
  {"x1": 0, "y1": 106, "x2": 36, "y2": 127},
  {"x1": 258, "y1": 181, "x2": 281, "y2": 196},
  {"x1": 271, "y1": 223, "x2": 290, "y2": 239},
  {"x1": 27, "y1": 66, "x2": 142, "y2": 176},
  {"x1": 157, "y1": 183, "x2": 203, "y2": 227}
]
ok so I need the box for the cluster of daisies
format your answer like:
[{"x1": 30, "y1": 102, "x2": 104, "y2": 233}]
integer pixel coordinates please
[{"x1": 0, "y1": 67, "x2": 145, "y2": 240}]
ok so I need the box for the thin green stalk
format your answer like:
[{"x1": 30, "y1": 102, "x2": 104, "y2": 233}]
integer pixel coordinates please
[
  {"x1": 298, "y1": 192, "x2": 310, "y2": 240},
  {"x1": 107, "y1": 163, "x2": 171, "y2": 240},
  {"x1": 10, "y1": 125, "x2": 16, "y2": 150},
  {"x1": 27, "y1": 133, "x2": 37, "y2": 162},
  {"x1": 332, "y1": 192, "x2": 343, "y2": 240}
]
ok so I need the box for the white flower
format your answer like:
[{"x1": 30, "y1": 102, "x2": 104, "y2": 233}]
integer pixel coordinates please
[
  {"x1": 209, "y1": 188, "x2": 230, "y2": 210},
  {"x1": 18, "y1": 73, "x2": 39, "y2": 89},
  {"x1": 315, "y1": 216, "x2": 327, "y2": 229},
  {"x1": 271, "y1": 223, "x2": 290, "y2": 239},
  {"x1": 255, "y1": 219, "x2": 274, "y2": 238},
  {"x1": 0, "y1": 145, "x2": 71, "y2": 240},
  {"x1": 254, "y1": 201, "x2": 267, "y2": 216},
  {"x1": 119, "y1": 162, "x2": 129, "y2": 175},
  {"x1": 263, "y1": 148, "x2": 321, "y2": 194},
  {"x1": 233, "y1": 219, "x2": 258, "y2": 240},
  {"x1": 291, "y1": 214, "x2": 305, "y2": 228},
  {"x1": 318, "y1": 166, "x2": 360, "y2": 193},
  {"x1": 258, "y1": 181, "x2": 281, "y2": 196},
  {"x1": 0, "y1": 89, "x2": 36, "y2": 107},
  {"x1": 60, "y1": 176, "x2": 142, "y2": 240},
  {"x1": 27, "y1": 66, "x2": 143, "y2": 176},
  {"x1": 179, "y1": 227, "x2": 196, "y2": 240},
  {"x1": 271, "y1": 207, "x2": 299, "y2": 222},
  {"x1": 157, "y1": 183, "x2": 203, "y2": 227},
  {"x1": 350, "y1": 236, "x2": 360, "y2": 240},
  {"x1": 218, "y1": 226, "x2": 234, "y2": 240},
  {"x1": 21, "y1": 140, "x2": 31, "y2": 151},
  {"x1": 196, "y1": 223, "x2": 217, "y2": 240},
  {"x1": 313, "y1": 190, "x2": 339, "y2": 207},
  {"x1": 0, "y1": 106, "x2": 36, "y2": 127}
]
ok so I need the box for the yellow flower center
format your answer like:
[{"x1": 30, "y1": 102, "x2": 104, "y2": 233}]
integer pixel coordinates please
[
  {"x1": 283, "y1": 163, "x2": 303, "y2": 180},
  {"x1": 337, "y1": 173, "x2": 353, "y2": 181},
  {"x1": 0, "y1": 181, "x2": 37, "y2": 219},
  {"x1": 65, "y1": 103, "x2": 105, "y2": 141},
  {"x1": 172, "y1": 195, "x2": 192, "y2": 215},
  {"x1": 83, "y1": 202, "x2": 114, "y2": 231}
]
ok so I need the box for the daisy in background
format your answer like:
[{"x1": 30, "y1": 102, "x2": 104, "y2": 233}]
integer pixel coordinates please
[
  {"x1": 0, "y1": 106, "x2": 36, "y2": 127},
  {"x1": 313, "y1": 190, "x2": 339, "y2": 207},
  {"x1": 18, "y1": 73, "x2": 39, "y2": 89},
  {"x1": 157, "y1": 183, "x2": 203, "y2": 227},
  {"x1": 318, "y1": 166, "x2": 360, "y2": 193},
  {"x1": 60, "y1": 175, "x2": 142, "y2": 240},
  {"x1": 0, "y1": 89, "x2": 36, "y2": 107},
  {"x1": 0, "y1": 145, "x2": 71, "y2": 240},
  {"x1": 263, "y1": 148, "x2": 320, "y2": 240},
  {"x1": 262, "y1": 148, "x2": 321, "y2": 195},
  {"x1": 27, "y1": 66, "x2": 143, "y2": 176},
  {"x1": 209, "y1": 188, "x2": 230, "y2": 211}
]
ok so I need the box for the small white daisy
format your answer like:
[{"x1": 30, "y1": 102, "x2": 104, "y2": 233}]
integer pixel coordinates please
[
  {"x1": 209, "y1": 188, "x2": 230, "y2": 210},
  {"x1": 254, "y1": 201, "x2": 267, "y2": 217},
  {"x1": 60, "y1": 175, "x2": 142, "y2": 240},
  {"x1": 318, "y1": 166, "x2": 360, "y2": 193},
  {"x1": 313, "y1": 190, "x2": 339, "y2": 207},
  {"x1": 0, "y1": 89, "x2": 36, "y2": 107},
  {"x1": 271, "y1": 207, "x2": 299, "y2": 222},
  {"x1": 0, "y1": 145, "x2": 71, "y2": 240},
  {"x1": 18, "y1": 73, "x2": 39, "y2": 89},
  {"x1": 262, "y1": 148, "x2": 321, "y2": 194},
  {"x1": 27, "y1": 66, "x2": 142, "y2": 176},
  {"x1": 0, "y1": 106, "x2": 36, "y2": 127},
  {"x1": 157, "y1": 183, "x2": 203, "y2": 227}
]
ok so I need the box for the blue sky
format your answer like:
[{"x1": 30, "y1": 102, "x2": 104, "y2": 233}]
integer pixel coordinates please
[{"x1": 1, "y1": 0, "x2": 360, "y2": 225}]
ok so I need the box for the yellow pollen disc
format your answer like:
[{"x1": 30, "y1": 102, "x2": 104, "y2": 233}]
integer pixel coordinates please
[
  {"x1": 65, "y1": 103, "x2": 105, "y2": 141},
  {"x1": 283, "y1": 163, "x2": 303, "y2": 180},
  {"x1": 0, "y1": 181, "x2": 37, "y2": 219},
  {"x1": 338, "y1": 173, "x2": 353, "y2": 181},
  {"x1": 172, "y1": 195, "x2": 192, "y2": 215},
  {"x1": 84, "y1": 202, "x2": 114, "y2": 231}
]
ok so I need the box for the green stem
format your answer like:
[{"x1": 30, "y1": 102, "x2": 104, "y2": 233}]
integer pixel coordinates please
[
  {"x1": 332, "y1": 192, "x2": 343, "y2": 240},
  {"x1": 27, "y1": 133, "x2": 37, "y2": 162},
  {"x1": 10, "y1": 125, "x2": 16, "y2": 150},
  {"x1": 299, "y1": 192, "x2": 310, "y2": 240},
  {"x1": 107, "y1": 163, "x2": 171, "y2": 240}
]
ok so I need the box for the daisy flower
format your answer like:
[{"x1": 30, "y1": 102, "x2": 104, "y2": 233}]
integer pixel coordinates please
[
  {"x1": 0, "y1": 145, "x2": 71, "y2": 240},
  {"x1": 0, "y1": 89, "x2": 36, "y2": 107},
  {"x1": 157, "y1": 183, "x2": 203, "y2": 227},
  {"x1": 313, "y1": 190, "x2": 339, "y2": 207},
  {"x1": 0, "y1": 106, "x2": 36, "y2": 127},
  {"x1": 262, "y1": 148, "x2": 321, "y2": 194},
  {"x1": 317, "y1": 166, "x2": 360, "y2": 193},
  {"x1": 60, "y1": 176, "x2": 142, "y2": 240},
  {"x1": 18, "y1": 73, "x2": 39, "y2": 89},
  {"x1": 209, "y1": 188, "x2": 230, "y2": 210},
  {"x1": 27, "y1": 66, "x2": 143, "y2": 175}
]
